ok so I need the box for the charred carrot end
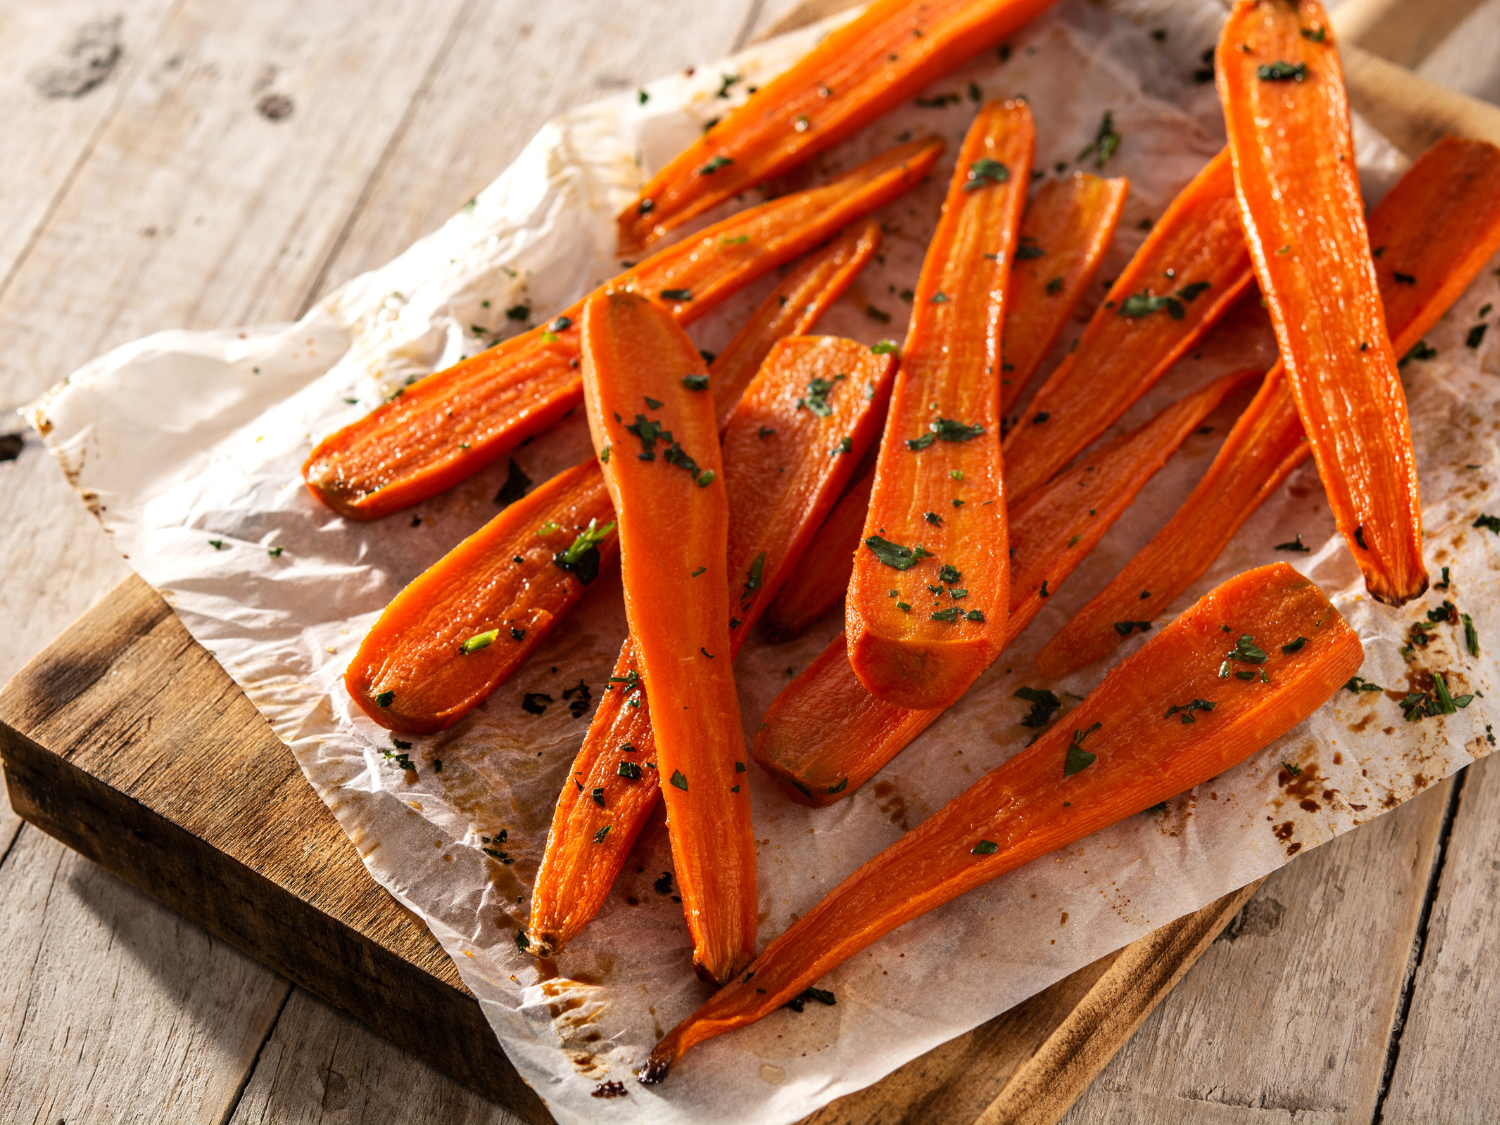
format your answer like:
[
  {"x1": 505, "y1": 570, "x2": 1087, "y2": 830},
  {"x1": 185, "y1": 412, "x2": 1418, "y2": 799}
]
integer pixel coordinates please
[
  {"x1": 644, "y1": 562, "x2": 1363, "y2": 1081},
  {"x1": 1218, "y1": 0, "x2": 1425, "y2": 605},
  {"x1": 757, "y1": 370, "x2": 1257, "y2": 805},
  {"x1": 763, "y1": 465, "x2": 873, "y2": 642},
  {"x1": 848, "y1": 100, "x2": 1034, "y2": 711},
  {"x1": 617, "y1": 0, "x2": 1058, "y2": 252},
  {"x1": 581, "y1": 290, "x2": 756, "y2": 985},
  {"x1": 1040, "y1": 136, "x2": 1500, "y2": 676},
  {"x1": 1001, "y1": 148, "x2": 1254, "y2": 505},
  {"x1": 527, "y1": 639, "x2": 656, "y2": 957},
  {"x1": 303, "y1": 140, "x2": 941, "y2": 521},
  {"x1": 711, "y1": 222, "x2": 881, "y2": 430},
  {"x1": 345, "y1": 461, "x2": 616, "y2": 734},
  {"x1": 1001, "y1": 173, "x2": 1129, "y2": 412}
]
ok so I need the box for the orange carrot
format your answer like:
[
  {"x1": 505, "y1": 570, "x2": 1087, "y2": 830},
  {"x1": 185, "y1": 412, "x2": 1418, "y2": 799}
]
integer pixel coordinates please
[
  {"x1": 763, "y1": 463, "x2": 873, "y2": 643},
  {"x1": 1039, "y1": 136, "x2": 1500, "y2": 676},
  {"x1": 644, "y1": 562, "x2": 1363, "y2": 1081},
  {"x1": 756, "y1": 369, "x2": 1257, "y2": 805},
  {"x1": 1217, "y1": 0, "x2": 1425, "y2": 604},
  {"x1": 303, "y1": 138, "x2": 940, "y2": 521},
  {"x1": 580, "y1": 290, "x2": 755, "y2": 985},
  {"x1": 711, "y1": 221, "x2": 880, "y2": 429},
  {"x1": 1000, "y1": 173, "x2": 1129, "y2": 413},
  {"x1": 345, "y1": 462, "x2": 616, "y2": 733},
  {"x1": 1000, "y1": 149, "x2": 1254, "y2": 504},
  {"x1": 343, "y1": 227, "x2": 882, "y2": 735},
  {"x1": 847, "y1": 100, "x2": 1033, "y2": 712},
  {"x1": 528, "y1": 336, "x2": 898, "y2": 954},
  {"x1": 617, "y1": 0, "x2": 1058, "y2": 253}
]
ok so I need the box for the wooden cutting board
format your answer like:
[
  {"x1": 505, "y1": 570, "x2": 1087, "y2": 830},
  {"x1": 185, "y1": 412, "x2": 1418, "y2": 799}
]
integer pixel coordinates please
[{"x1": 0, "y1": 572, "x2": 1257, "y2": 1125}]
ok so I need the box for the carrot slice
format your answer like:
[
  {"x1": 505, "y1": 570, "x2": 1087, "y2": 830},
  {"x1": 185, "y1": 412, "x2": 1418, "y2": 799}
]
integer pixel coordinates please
[
  {"x1": 527, "y1": 336, "x2": 898, "y2": 955},
  {"x1": 345, "y1": 463, "x2": 616, "y2": 733},
  {"x1": 580, "y1": 290, "x2": 755, "y2": 985},
  {"x1": 763, "y1": 463, "x2": 873, "y2": 643},
  {"x1": 1000, "y1": 173, "x2": 1129, "y2": 413},
  {"x1": 1000, "y1": 149, "x2": 1255, "y2": 504},
  {"x1": 1217, "y1": 0, "x2": 1425, "y2": 605},
  {"x1": 617, "y1": 0, "x2": 1058, "y2": 253},
  {"x1": 645, "y1": 562, "x2": 1362, "y2": 1081},
  {"x1": 343, "y1": 227, "x2": 882, "y2": 735},
  {"x1": 847, "y1": 100, "x2": 1033, "y2": 712},
  {"x1": 1039, "y1": 135, "x2": 1500, "y2": 676},
  {"x1": 756, "y1": 369, "x2": 1257, "y2": 805},
  {"x1": 303, "y1": 138, "x2": 941, "y2": 520},
  {"x1": 711, "y1": 221, "x2": 880, "y2": 429}
]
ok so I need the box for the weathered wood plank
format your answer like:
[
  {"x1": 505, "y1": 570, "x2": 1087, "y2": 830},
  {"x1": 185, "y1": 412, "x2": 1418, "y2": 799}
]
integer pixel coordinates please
[
  {"x1": 0, "y1": 820, "x2": 291, "y2": 1123},
  {"x1": 0, "y1": 0, "x2": 471, "y2": 411},
  {"x1": 1377, "y1": 752, "x2": 1500, "y2": 1123},
  {"x1": 309, "y1": 0, "x2": 767, "y2": 299},
  {"x1": 228, "y1": 986, "x2": 528, "y2": 1125},
  {"x1": 1057, "y1": 778, "x2": 1454, "y2": 1125}
]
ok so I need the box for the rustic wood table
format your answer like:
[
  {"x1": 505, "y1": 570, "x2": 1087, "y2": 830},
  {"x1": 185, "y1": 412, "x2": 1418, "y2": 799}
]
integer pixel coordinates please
[{"x1": 4, "y1": 1, "x2": 1500, "y2": 1122}]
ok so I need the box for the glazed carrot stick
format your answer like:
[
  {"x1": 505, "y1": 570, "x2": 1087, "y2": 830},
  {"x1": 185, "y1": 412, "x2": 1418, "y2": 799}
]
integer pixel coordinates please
[
  {"x1": 617, "y1": 0, "x2": 1057, "y2": 253},
  {"x1": 580, "y1": 290, "x2": 755, "y2": 985},
  {"x1": 1217, "y1": 0, "x2": 1425, "y2": 605},
  {"x1": 756, "y1": 369, "x2": 1258, "y2": 805},
  {"x1": 711, "y1": 221, "x2": 880, "y2": 429},
  {"x1": 303, "y1": 138, "x2": 940, "y2": 521},
  {"x1": 763, "y1": 463, "x2": 873, "y2": 643},
  {"x1": 527, "y1": 336, "x2": 898, "y2": 954},
  {"x1": 1000, "y1": 149, "x2": 1254, "y2": 504},
  {"x1": 343, "y1": 228, "x2": 883, "y2": 735},
  {"x1": 1038, "y1": 136, "x2": 1500, "y2": 676},
  {"x1": 644, "y1": 562, "x2": 1363, "y2": 1081},
  {"x1": 848, "y1": 100, "x2": 1033, "y2": 712},
  {"x1": 1000, "y1": 173, "x2": 1129, "y2": 413},
  {"x1": 345, "y1": 462, "x2": 616, "y2": 733}
]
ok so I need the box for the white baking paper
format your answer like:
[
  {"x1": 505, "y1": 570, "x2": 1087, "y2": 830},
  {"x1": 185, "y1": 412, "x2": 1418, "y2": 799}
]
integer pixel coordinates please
[{"x1": 26, "y1": 1, "x2": 1500, "y2": 1121}]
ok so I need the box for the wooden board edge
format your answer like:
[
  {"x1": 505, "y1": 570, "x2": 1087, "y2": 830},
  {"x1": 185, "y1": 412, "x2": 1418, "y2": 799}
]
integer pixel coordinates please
[{"x1": 0, "y1": 715, "x2": 556, "y2": 1125}]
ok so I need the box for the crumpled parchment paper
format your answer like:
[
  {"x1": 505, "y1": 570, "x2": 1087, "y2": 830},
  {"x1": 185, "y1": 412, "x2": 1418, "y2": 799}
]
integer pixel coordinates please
[{"x1": 26, "y1": 1, "x2": 1500, "y2": 1121}]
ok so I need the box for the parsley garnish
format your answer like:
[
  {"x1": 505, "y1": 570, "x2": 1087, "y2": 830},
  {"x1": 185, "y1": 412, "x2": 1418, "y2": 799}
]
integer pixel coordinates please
[
  {"x1": 521, "y1": 692, "x2": 552, "y2": 715},
  {"x1": 618, "y1": 762, "x2": 642, "y2": 780},
  {"x1": 798, "y1": 374, "x2": 846, "y2": 417},
  {"x1": 1079, "y1": 111, "x2": 1120, "y2": 168},
  {"x1": 1164, "y1": 699, "x2": 1216, "y2": 724},
  {"x1": 375, "y1": 690, "x2": 394, "y2": 707},
  {"x1": 1344, "y1": 674, "x2": 1383, "y2": 693},
  {"x1": 741, "y1": 552, "x2": 766, "y2": 607},
  {"x1": 1218, "y1": 633, "x2": 1268, "y2": 677},
  {"x1": 1474, "y1": 514, "x2": 1500, "y2": 534},
  {"x1": 963, "y1": 157, "x2": 1010, "y2": 191},
  {"x1": 1274, "y1": 533, "x2": 1310, "y2": 553},
  {"x1": 660, "y1": 288, "x2": 693, "y2": 301},
  {"x1": 593, "y1": 825, "x2": 611, "y2": 843},
  {"x1": 1015, "y1": 238, "x2": 1044, "y2": 260},
  {"x1": 552, "y1": 518, "x2": 616, "y2": 586},
  {"x1": 931, "y1": 607, "x2": 962, "y2": 622},
  {"x1": 697, "y1": 155, "x2": 734, "y2": 175},
  {"x1": 871, "y1": 340, "x2": 899, "y2": 355},
  {"x1": 1114, "y1": 621, "x2": 1151, "y2": 636},
  {"x1": 1400, "y1": 340, "x2": 1437, "y2": 366},
  {"x1": 971, "y1": 840, "x2": 1000, "y2": 855},
  {"x1": 939, "y1": 565, "x2": 962, "y2": 583},
  {"x1": 864, "y1": 535, "x2": 931, "y2": 570},
  {"x1": 1064, "y1": 722, "x2": 1103, "y2": 775},
  {"x1": 1281, "y1": 636, "x2": 1308, "y2": 654},
  {"x1": 908, "y1": 416, "x2": 985, "y2": 449},
  {"x1": 460, "y1": 629, "x2": 499, "y2": 654},
  {"x1": 1015, "y1": 686, "x2": 1061, "y2": 727},
  {"x1": 1464, "y1": 612, "x2": 1480, "y2": 657},
  {"x1": 494, "y1": 458, "x2": 531, "y2": 507},
  {"x1": 670, "y1": 770, "x2": 689, "y2": 791},
  {"x1": 1257, "y1": 60, "x2": 1306, "y2": 81},
  {"x1": 681, "y1": 374, "x2": 709, "y2": 391}
]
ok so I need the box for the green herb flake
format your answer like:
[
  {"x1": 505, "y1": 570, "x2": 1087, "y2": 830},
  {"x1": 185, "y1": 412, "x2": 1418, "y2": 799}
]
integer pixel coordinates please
[
  {"x1": 1275, "y1": 533, "x2": 1310, "y2": 553},
  {"x1": 681, "y1": 374, "x2": 710, "y2": 391},
  {"x1": 939, "y1": 564, "x2": 962, "y2": 583},
  {"x1": 592, "y1": 787, "x2": 606, "y2": 807},
  {"x1": 827, "y1": 777, "x2": 848, "y2": 794},
  {"x1": 1079, "y1": 111, "x2": 1120, "y2": 168},
  {"x1": 1064, "y1": 722, "x2": 1103, "y2": 775},
  {"x1": 1046, "y1": 276, "x2": 1064, "y2": 294},
  {"x1": 966, "y1": 609, "x2": 985, "y2": 622},
  {"x1": 697, "y1": 155, "x2": 734, "y2": 175},
  {"x1": 660, "y1": 288, "x2": 693, "y2": 302},
  {"x1": 1114, "y1": 621, "x2": 1151, "y2": 637},
  {"x1": 1468, "y1": 324, "x2": 1488, "y2": 349},
  {"x1": 552, "y1": 518, "x2": 617, "y2": 586},
  {"x1": 618, "y1": 762, "x2": 642, "y2": 780},
  {"x1": 931, "y1": 607, "x2": 962, "y2": 623},
  {"x1": 1258, "y1": 60, "x2": 1307, "y2": 81},
  {"x1": 963, "y1": 157, "x2": 1011, "y2": 191},
  {"x1": 376, "y1": 691, "x2": 395, "y2": 707},
  {"x1": 1164, "y1": 698, "x2": 1216, "y2": 724},
  {"x1": 460, "y1": 629, "x2": 500, "y2": 654},
  {"x1": 670, "y1": 770, "x2": 689, "y2": 791},
  {"x1": 924, "y1": 511, "x2": 943, "y2": 526},
  {"x1": 644, "y1": 396, "x2": 664, "y2": 409},
  {"x1": 593, "y1": 825, "x2": 611, "y2": 843},
  {"x1": 1474, "y1": 514, "x2": 1500, "y2": 534},
  {"x1": 971, "y1": 840, "x2": 1000, "y2": 855},
  {"x1": 1344, "y1": 674, "x2": 1383, "y2": 693},
  {"x1": 1015, "y1": 686, "x2": 1061, "y2": 727},
  {"x1": 741, "y1": 552, "x2": 767, "y2": 607},
  {"x1": 1281, "y1": 636, "x2": 1308, "y2": 654},
  {"x1": 1464, "y1": 612, "x2": 1481, "y2": 657},
  {"x1": 516, "y1": 929, "x2": 531, "y2": 951},
  {"x1": 864, "y1": 535, "x2": 931, "y2": 570},
  {"x1": 871, "y1": 340, "x2": 900, "y2": 355}
]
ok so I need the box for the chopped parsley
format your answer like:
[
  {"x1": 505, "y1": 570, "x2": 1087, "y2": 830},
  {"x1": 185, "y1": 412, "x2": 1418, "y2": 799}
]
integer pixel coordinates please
[
  {"x1": 1400, "y1": 340, "x2": 1437, "y2": 365},
  {"x1": 1463, "y1": 612, "x2": 1480, "y2": 657},
  {"x1": 939, "y1": 564, "x2": 962, "y2": 583},
  {"x1": 552, "y1": 518, "x2": 616, "y2": 586},
  {"x1": 1274, "y1": 533, "x2": 1310, "y2": 553},
  {"x1": 593, "y1": 825, "x2": 611, "y2": 843},
  {"x1": 1344, "y1": 674, "x2": 1383, "y2": 693},
  {"x1": 618, "y1": 761, "x2": 642, "y2": 780},
  {"x1": 971, "y1": 840, "x2": 1000, "y2": 855},
  {"x1": 931, "y1": 607, "x2": 962, "y2": 622},
  {"x1": 864, "y1": 535, "x2": 932, "y2": 570},
  {"x1": 963, "y1": 157, "x2": 1010, "y2": 191},
  {"x1": 1257, "y1": 60, "x2": 1307, "y2": 81},
  {"x1": 1079, "y1": 111, "x2": 1120, "y2": 168},
  {"x1": 907, "y1": 416, "x2": 986, "y2": 449},
  {"x1": 1015, "y1": 685, "x2": 1062, "y2": 727},
  {"x1": 1164, "y1": 698, "x2": 1216, "y2": 724},
  {"x1": 697, "y1": 156, "x2": 734, "y2": 175},
  {"x1": 1281, "y1": 636, "x2": 1308, "y2": 654},
  {"x1": 521, "y1": 692, "x2": 552, "y2": 715},
  {"x1": 681, "y1": 374, "x2": 710, "y2": 391},
  {"x1": 871, "y1": 340, "x2": 900, "y2": 355},
  {"x1": 741, "y1": 552, "x2": 766, "y2": 607},
  {"x1": 670, "y1": 770, "x2": 689, "y2": 791},
  {"x1": 460, "y1": 629, "x2": 499, "y2": 654},
  {"x1": 660, "y1": 288, "x2": 693, "y2": 301},
  {"x1": 493, "y1": 458, "x2": 532, "y2": 507},
  {"x1": 375, "y1": 690, "x2": 394, "y2": 707},
  {"x1": 1064, "y1": 722, "x2": 1103, "y2": 775},
  {"x1": 1474, "y1": 513, "x2": 1500, "y2": 534},
  {"x1": 1015, "y1": 238, "x2": 1045, "y2": 260},
  {"x1": 1218, "y1": 633, "x2": 1268, "y2": 678},
  {"x1": 1114, "y1": 621, "x2": 1151, "y2": 636}
]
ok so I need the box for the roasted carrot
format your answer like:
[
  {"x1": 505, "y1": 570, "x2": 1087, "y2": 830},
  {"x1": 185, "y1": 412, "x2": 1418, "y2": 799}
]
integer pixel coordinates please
[
  {"x1": 617, "y1": 0, "x2": 1057, "y2": 253},
  {"x1": 527, "y1": 336, "x2": 898, "y2": 954},
  {"x1": 763, "y1": 463, "x2": 873, "y2": 642},
  {"x1": 343, "y1": 228, "x2": 882, "y2": 735},
  {"x1": 1217, "y1": 0, "x2": 1425, "y2": 605},
  {"x1": 580, "y1": 290, "x2": 755, "y2": 985},
  {"x1": 711, "y1": 221, "x2": 880, "y2": 429},
  {"x1": 847, "y1": 100, "x2": 1033, "y2": 712},
  {"x1": 756, "y1": 369, "x2": 1258, "y2": 805},
  {"x1": 1038, "y1": 136, "x2": 1500, "y2": 676},
  {"x1": 646, "y1": 562, "x2": 1362, "y2": 1081},
  {"x1": 345, "y1": 463, "x2": 616, "y2": 733},
  {"x1": 1000, "y1": 149, "x2": 1254, "y2": 504},
  {"x1": 303, "y1": 138, "x2": 940, "y2": 520},
  {"x1": 1000, "y1": 173, "x2": 1129, "y2": 413}
]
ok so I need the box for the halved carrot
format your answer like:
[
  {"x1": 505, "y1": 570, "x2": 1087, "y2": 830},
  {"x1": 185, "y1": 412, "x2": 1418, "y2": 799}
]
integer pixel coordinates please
[
  {"x1": 343, "y1": 228, "x2": 882, "y2": 735},
  {"x1": 1000, "y1": 173, "x2": 1129, "y2": 413},
  {"x1": 756, "y1": 369, "x2": 1258, "y2": 805},
  {"x1": 617, "y1": 0, "x2": 1058, "y2": 253},
  {"x1": 644, "y1": 562, "x2": 1363, "y2": 1082},
  {"x1": 580, "y1": 290, "x2": 755, "y2": 985},
  {"x1": 1217, "y1": 0, "x2": 1425, "y2": 605},
  {"x1": 1038, "y1": 135, "x2": 1500, "y2": 676},
  {"x1": 763, "y1": 463, "x2": 873, "y2": 643},
  {"x1": 847, "y1": 100, "x2": 1033, "y2": 712},
  {"x1": 303, "y1": 138, "x2": 941, "y2": 521},
  {"x1": 711, "y1": 221, "x2": 880, "y2": 429},
  {"x1": 345, "y1": 462, "x2": 616, "y2": 733},
  {"x1": 1000, "y1": 149, "x2": 1254, "y2": 504},
  {"x1": 527, "y1": 336, "x2": 898, "y2": 955}
]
